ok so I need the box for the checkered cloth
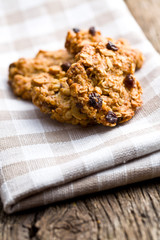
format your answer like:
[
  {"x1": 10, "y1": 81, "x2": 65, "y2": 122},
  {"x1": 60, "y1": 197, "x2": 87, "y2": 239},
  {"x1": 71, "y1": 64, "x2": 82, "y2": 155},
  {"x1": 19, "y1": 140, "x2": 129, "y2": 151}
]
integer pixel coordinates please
[{"x1": 0, "y1": 0, "x2": 160, "y2": 214}]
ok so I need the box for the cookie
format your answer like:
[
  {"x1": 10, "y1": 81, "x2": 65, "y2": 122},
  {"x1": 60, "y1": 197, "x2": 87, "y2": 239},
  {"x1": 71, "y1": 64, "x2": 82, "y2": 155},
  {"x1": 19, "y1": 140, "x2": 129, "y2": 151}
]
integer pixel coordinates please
[
  {"x1": 65, "y1": 27, "x2": 144, "y2": 70},
  {"x1": 67, "y1": 41, "x2": 143, "y2": 127},
  {"x1": 65, "y1": 27, "x2": 104, "y2": 55},
  {"x1": 31, "y1": 70, "x2": 94, "y2": 126},
  {"x1": 8, "y1": 49, "x2": 73, "y2": 100}
]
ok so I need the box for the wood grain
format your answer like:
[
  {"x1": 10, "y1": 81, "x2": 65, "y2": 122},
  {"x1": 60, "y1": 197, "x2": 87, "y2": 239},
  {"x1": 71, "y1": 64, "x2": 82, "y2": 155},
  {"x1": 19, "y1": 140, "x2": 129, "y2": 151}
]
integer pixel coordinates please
[
  {"x1": 1, "y1": 0, "x2": 160, "y2": 239},
  {"x1": 125, "y1": 0, "x2": 160, "y2": 53}
]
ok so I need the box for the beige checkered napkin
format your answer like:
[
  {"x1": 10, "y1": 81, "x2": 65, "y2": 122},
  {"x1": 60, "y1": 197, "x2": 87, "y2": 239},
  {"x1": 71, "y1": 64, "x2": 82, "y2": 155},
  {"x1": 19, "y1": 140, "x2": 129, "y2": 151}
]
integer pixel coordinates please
[{"x1": 0, "y1": 0, "x2": 160, "y2": 214}]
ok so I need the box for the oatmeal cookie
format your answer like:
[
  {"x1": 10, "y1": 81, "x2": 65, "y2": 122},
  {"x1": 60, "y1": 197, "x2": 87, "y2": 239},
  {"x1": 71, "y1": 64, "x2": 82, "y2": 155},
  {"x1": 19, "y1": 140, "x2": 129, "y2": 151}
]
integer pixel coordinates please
[
  {"x1": 9, "y1": 49, "x2": 73, "y2": 100},
  {"x1": 65, "y1": 27, "x2": 104, "y2": 55},
  {"x1": 65, "y1": 27, "x2": 144, "y2": 70},
  {"x1": 67, "y1": 42, "x2": 143, "y2": 127},
  {"x1": 31, "y1": 70, "x2": 94, "y2": 126}
]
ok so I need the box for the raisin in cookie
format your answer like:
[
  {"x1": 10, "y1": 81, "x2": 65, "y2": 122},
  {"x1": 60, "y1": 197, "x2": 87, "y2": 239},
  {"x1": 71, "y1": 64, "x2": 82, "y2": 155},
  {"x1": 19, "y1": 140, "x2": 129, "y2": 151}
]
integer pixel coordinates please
[
  {"x1": 65, "y1": 27, "x2": 144, "y2": 70},
  {"x1": 9, "y1": 49, "x2": 73, "y2": 100},
  {"x1": 67, "y1": 41, "x2": 143, "y2": 127},
  {"x1": 31, "y1": 70, "x2": 94, "y2": 126}
]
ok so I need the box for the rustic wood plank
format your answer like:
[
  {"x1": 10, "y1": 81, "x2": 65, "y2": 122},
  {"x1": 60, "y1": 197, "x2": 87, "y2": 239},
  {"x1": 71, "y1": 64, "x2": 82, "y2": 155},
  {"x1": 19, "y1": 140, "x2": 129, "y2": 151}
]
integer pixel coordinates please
[
  {"x1": 1, "y1": 0, "x2": 160, "y2": 239},
  {"x1": 125, "y1": 0, "x2": 160, "y2": 52}
]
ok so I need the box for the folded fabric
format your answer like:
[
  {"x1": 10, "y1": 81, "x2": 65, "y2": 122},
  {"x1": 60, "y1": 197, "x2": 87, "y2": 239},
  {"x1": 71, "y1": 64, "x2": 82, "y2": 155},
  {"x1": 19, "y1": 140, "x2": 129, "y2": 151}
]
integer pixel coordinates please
[{"x1": 0, "y1": 0, "x2": 160, "y2": 214}]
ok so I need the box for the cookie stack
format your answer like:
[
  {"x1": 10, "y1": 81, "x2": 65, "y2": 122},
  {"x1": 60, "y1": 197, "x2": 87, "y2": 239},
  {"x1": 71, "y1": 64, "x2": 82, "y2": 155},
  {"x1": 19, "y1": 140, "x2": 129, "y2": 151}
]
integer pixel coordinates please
[{"x1": 9, "y1": 27, "x2": 144, "y2": 127}]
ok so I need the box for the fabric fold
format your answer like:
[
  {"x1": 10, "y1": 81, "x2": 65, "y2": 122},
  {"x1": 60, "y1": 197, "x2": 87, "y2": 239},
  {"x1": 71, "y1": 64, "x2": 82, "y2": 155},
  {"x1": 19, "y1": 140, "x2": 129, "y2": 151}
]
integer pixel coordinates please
[{"x1": 3, "y1": 150, "x2": 160, "y2": 214}]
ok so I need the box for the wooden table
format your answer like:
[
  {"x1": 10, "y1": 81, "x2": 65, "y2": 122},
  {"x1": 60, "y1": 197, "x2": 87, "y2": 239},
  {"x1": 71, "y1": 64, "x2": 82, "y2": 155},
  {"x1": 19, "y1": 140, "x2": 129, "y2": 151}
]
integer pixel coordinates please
[{"x1": 0, "y1": 0, "x2": 160, "y2": 239}]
